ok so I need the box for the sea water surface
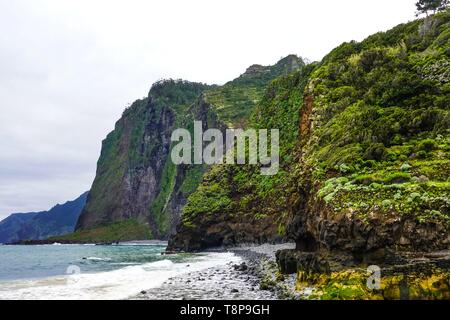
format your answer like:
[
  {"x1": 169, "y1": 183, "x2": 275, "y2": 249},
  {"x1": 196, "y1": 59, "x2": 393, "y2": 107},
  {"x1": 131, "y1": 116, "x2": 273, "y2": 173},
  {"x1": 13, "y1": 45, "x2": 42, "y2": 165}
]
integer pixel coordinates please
[{"x1": 0, "y1": 242, "x2": 240, "y2": 300}]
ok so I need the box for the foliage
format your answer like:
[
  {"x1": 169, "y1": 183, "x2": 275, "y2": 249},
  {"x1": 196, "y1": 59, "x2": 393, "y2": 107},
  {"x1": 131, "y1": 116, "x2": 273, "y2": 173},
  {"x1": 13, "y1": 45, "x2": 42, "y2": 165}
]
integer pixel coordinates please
[
  {"x1": 416, "y1": 0, "x2": 449, "y2": 16},
  {"x1": 298, "y1": 10, "x2": 450, "y2": 225},
  {"x1": 204, "y1": 55, "x2": 305, "y2": 127},
  {"x1": 180, "y1": 64, "x2": 316, "y2": 234},
  {"x1": 76, "y1": 80, "x2": 213, "y2": 240}
]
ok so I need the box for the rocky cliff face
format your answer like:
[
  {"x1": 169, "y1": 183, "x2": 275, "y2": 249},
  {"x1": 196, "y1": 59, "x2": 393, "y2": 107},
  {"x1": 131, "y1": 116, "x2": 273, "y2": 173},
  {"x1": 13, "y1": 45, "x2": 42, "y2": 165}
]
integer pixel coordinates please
[
  {"x1": 278, "y1": 12, "x2": 450, "y2": 299},
  {"x1": 167, "y1": 12, "x2": 450, "y2": 299},
  {"x1": 169, "y1": 12, "x2": 450, "y2": 259},
  {"x1": 169, "y1": 63, "x2": 312, "y2": 251},
  {"x1": 287, "y1": 12, "x2": 450, "y2": 258},
  {"x1": 76, "y1": 80, "x2": 212, "y2": 239},
  {"x1": 75, "y1": 56, "x2": 302, "y2": 241}
]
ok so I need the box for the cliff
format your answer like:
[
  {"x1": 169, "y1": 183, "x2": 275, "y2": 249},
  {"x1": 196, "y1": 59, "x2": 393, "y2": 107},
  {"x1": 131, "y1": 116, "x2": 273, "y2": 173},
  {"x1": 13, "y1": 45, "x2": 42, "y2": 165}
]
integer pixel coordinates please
[
  {"x1": 168, "y1": 64, "x2": 314, "y2": 250},
  {"x1": 75, "y1": 80, "x2": 211, "y2": 240},
  {"x1": 73, "y1": 56, "x2": 303, "y2": 242},
  {"x1": 287, "y1": 11, "x2": 450, "y2": 257},
  {"x1": 168, "y1": 11, "x2": 450, "y2": 299},
  {"x1": 169, "y1": 11, "x2": 449, "y2": 259}
]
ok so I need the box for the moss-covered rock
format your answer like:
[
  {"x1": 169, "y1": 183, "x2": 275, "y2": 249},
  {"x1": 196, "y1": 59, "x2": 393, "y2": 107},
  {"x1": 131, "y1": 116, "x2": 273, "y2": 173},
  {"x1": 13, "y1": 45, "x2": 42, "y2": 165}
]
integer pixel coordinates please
[
  {"x1": 296, "y1": 267, "x2": 450, "y2": 300},
  {"x1": 169, "y1": 65, "x2": 314, "y2": 250},
  {"x1": 288, "y1": 11, "x2": 450, "y2": 254}
]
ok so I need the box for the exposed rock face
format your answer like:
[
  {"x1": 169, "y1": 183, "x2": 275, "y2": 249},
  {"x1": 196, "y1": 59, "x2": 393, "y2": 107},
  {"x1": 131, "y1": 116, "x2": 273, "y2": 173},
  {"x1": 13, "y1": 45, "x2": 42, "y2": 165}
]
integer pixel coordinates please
[
  {"x1": 76, "y1": 97, "x2": 175, "y2": 237},
  {"x1": 76, "y1": 81, "x2": 212, "y2": 239},
  {"x1": 241, "y1": 55, "x2": 304, "y2": 81},
  {"x1": 169, "y1": 15, "x2": 450, "y2": 302},
  {"x1": 273, "y1": 12, "x2": 450, "y2": 299},
  {"x1": 169, "y1": 64, "x2": 312, "y2": 251},
  {"x1": 288, "y1": 194, "x2": 449, "y2": 255},
  {"x1": 168, "y1": 204, "x2": 283, "y2": 252},
  {"x1": 286, "y1": 12, "x2": 450, "y2": 258},
  {"x1": 244, "y1": 64, "x2": 270, "y2": 76},
  {"x1": 75, "y1": 56, "x2": 301, "y2": 241}
]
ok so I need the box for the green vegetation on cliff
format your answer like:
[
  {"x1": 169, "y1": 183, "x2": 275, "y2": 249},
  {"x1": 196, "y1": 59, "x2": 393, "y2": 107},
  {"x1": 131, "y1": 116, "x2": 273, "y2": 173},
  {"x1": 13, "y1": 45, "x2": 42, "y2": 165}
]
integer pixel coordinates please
[
  {"x1": 297, "y1": 10, "x2": 450, "y2": 232},
  {"x1": 76, "y1": 80, "x2": 212, "y2": 239},
  {"x1": 170, "y1": 11, "x2": 449, "y2": 256},
  {"x1": 204, "y1": 55, "x2": 305, "y2": 127},
  {"x1": 172, "y1": 62, "x2": 314, "y2": 249},
  {"x1": 73, "y1": 56, "x2": 301, "y2": 243}
]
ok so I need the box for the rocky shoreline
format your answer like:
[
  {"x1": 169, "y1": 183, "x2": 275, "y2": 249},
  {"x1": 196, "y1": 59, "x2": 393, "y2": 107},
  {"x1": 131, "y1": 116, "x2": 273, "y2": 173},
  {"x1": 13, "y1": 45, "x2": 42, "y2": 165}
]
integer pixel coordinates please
[
  {"x1": 131, "y1": 243, "x2": 450, "y2": 300},
  {"x1": 131, "y1": 243, "x2": 300, "y2": 300}
]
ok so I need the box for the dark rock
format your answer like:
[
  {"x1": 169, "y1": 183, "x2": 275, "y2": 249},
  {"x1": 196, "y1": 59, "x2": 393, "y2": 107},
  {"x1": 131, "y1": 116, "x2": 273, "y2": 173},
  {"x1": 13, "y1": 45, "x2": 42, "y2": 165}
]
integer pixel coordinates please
[
  {"x1": 276, "y1": 249, "x2": 330, "y2": 275},
  {"x1": 233, "y1": 262, "x2": 249, "y2": 272}
]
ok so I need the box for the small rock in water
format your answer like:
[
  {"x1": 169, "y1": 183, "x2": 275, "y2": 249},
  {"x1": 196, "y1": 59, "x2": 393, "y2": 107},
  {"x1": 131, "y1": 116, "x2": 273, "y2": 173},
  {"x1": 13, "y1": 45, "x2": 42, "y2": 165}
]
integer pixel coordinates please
[
  {"x1": 233, "y1": 262, "x2": 248, "y2": 271},
  {"x1": 231, "y1": 289, "x2": 239, "y2": 293}
]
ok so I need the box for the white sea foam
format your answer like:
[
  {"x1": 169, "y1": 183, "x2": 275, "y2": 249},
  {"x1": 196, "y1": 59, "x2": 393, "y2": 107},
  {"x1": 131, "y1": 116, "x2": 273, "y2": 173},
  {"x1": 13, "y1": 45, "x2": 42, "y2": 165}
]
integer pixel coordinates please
[
  {"x1": 84, "y1": 257, "x2": 112, "y2": 261},
  {"x1": 0, "y1": 252, "x2": 241, "y2": 300}
]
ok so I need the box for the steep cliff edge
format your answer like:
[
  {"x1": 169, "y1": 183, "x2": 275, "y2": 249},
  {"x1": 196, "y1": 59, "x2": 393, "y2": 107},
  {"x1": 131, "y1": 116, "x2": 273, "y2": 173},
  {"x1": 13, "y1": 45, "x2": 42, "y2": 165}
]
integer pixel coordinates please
[
  {"x1": 168, "y1": 63, "x2": 313, "y2": 251},
  {"x1": 168, "y1": 12, "x2": 450, "y2": 298},
  {"x1": 73, "y1": 56, "x2": 302, "y2": 242},
  {"x1": 75, "y1": 80, "x2": 212, "y2": 240},
  {"x1": 287, "y1": 11, "x2": 449, "y2": 257},
  {"x1": 281, "y1": 12, "x2": 450, "y2": 299}
]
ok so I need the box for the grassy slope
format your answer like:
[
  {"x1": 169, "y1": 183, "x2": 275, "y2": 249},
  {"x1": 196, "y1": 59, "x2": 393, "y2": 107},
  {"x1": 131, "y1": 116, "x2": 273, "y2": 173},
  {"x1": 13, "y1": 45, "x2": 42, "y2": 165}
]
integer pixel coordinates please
[{"x1": 204, "y1": 55, "x2": 304, "y2": 127}]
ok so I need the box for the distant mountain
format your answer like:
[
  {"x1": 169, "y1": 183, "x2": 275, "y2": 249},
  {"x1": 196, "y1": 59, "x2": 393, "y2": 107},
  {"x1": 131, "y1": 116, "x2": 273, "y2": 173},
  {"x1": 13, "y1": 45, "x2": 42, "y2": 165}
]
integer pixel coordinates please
[{"x1": 0, "y1": 192, "x2": 88, "y2": 244}]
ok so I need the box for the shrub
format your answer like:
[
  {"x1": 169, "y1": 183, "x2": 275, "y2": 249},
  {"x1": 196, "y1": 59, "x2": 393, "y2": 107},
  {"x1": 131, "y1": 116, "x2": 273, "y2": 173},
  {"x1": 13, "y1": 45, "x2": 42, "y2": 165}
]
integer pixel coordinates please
[
  {"x1": 417, "y1": 150, "x2": 429, "y2": 159},
  {"x1": 384, "y1": 172, "x2": 411, "y2": 184},
  {"x1": 364, "y1": 143, "x2": 386, "y2": 161},
  {"x1": 417, "y1": 138, "x2": 439, "y2": 152}
]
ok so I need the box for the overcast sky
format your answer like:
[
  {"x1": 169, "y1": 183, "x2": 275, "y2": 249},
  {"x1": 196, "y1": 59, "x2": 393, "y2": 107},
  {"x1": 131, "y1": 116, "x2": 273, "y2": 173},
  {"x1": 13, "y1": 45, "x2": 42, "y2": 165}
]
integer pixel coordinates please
[{"x1": 0, "y1": 0, "x2": 418, "y2": 220}]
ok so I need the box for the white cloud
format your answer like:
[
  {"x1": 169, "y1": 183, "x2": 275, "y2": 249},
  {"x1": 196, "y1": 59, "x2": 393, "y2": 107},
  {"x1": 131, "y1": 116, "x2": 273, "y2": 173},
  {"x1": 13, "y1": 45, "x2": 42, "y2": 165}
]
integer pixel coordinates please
[{"x1": 0, "y1": 0, "x2": 418, "y2": 220}]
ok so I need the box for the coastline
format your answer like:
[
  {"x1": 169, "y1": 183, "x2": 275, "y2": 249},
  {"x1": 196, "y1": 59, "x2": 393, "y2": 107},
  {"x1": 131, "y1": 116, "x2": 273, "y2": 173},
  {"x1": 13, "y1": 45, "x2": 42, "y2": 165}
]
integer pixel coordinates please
[
  {"x1": 5, "y1": 239, "x2": 169, "y2": 246},
  {"x1": 132, "y1": 243, "x2": 301, "y2": 300}
]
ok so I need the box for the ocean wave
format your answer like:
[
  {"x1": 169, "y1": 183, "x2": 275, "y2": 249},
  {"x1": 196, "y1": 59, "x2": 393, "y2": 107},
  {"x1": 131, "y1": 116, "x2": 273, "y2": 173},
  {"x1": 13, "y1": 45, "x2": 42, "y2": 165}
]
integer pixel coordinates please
[
  {"x1": 83, "y1": 257, "x2": 112, "y2": 261},
  {"x1": 0, "y1": 252, "x2": 241, "y2": 300}
]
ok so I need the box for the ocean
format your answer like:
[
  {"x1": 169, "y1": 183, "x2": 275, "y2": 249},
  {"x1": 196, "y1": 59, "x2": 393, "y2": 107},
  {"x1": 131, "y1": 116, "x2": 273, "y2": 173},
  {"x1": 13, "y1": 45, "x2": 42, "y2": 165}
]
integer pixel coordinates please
[{"x1": 0, "y1": 242, "x2": 240, "y2": 300}]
